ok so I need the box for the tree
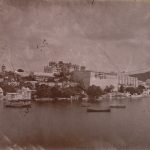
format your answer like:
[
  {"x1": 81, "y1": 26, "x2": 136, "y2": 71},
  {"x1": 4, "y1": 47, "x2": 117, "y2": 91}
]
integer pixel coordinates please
[
  {"x1": 125, "y1": 85, "x2": 145, "y2": 95},
  {"x1": 87, "y1": 85, "x2": 102, "y2": 98},
  {"x1": 24, "y1": 82, "x2": 34, "y2": 90},
  {"x1": 110, "y1": 85, "x2": 115, "y2": 92},
  {"x1": 74, "y1": 84, "x2": 84, "y2": 94},
  {"x1": 119, "y1": 85, "x2": 125, "y2": 93},
  {"x1": 51, "y1": 86, "x2": 62, "y2": 98},
  {"x1": 125, "y1": 87, "x2": 137, "y2": 95},
  {"x1": 137, "y1": 85, "x2": 145, "y2": 94},
  {"x1": 104, "y1": 85, "x2": 114, "y2": 93},
  {"x1": 61, "y1": 87, "x2": 76, "y2": 98},
  {"x1": 36, "y1": 84, "x2": 51, "y2": 98},
  {"x1": 0, "y1": 83, "x2": 17, "y2": 95}
]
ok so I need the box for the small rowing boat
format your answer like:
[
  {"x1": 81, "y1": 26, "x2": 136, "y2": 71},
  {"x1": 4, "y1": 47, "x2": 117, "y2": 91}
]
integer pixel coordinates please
[
  {"x1": 110, "y1": 104, "x2": 126, "y2": 108},
  {"x1": 87, "y1": 107, "x2": 111, "y2": 112},
  {"x1": 81, "y1": 102, "x2": 90, "y2": 107},
  {"x1": 4, "y1": 101, "x2": 31, "y2": 108}
]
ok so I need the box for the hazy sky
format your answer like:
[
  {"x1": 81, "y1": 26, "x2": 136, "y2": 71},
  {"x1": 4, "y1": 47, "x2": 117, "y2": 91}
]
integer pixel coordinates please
[{"x1": 1, "y1": 0, "x2": 150, "y2": 73}]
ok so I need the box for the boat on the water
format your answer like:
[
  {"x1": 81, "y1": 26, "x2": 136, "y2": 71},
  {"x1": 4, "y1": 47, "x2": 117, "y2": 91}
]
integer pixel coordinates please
[
  {"x1": 81, "y1": 102, "x2": 90, "y2": 107},
  {"x1": 110, "y1": 104, "x2": 126, "y2": 108},
  {"x1": 87, "y1": 107, "x2": 111, "y2": 112},
  {"x1": 4, "y1": 101, "x2": 31, "y2": 108},
  {"x1": 82, "y1": 97, "x2": 88, "y2": 101},
  {"x1": 130, "y1": 94, "x2": 143, "y2": 99},
  {"x1": 35, "y1": 98, "x2": 53, "y2": 102}
]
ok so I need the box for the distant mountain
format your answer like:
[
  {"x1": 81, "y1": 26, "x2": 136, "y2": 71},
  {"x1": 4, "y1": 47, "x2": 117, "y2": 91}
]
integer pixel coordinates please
[{"x1": 130, "y1": 71, "x2": 150, "y2": 82}]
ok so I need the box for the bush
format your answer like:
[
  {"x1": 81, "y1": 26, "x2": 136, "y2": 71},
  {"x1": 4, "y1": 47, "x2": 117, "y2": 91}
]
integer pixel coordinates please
[
  {"x1": 104, "y1": 85, "x2": 114, "y2": 93},
  {"x1": 36, "y1": 84, "x2": 51, "y2": 98},
  {"x1": 119, "y1": 85, "x2": 125, "y2": 93},
  {"x1": 0, "y1": 83, "x2": 17, "y2": 95},
  {"x1": 87, "y1": 85, "x2": 103, "y2": 98}
]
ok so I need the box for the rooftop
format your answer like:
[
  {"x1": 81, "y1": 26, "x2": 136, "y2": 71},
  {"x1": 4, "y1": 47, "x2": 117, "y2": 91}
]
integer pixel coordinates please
[{"x1": 34, "y1": 72, "x2": 54, "y2": 77}]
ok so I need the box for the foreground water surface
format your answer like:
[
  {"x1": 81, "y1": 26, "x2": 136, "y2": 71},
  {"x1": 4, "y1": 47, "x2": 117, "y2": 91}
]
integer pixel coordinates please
[{"x1": 0, "y1": 97, "x2": 150, "y2": 150}]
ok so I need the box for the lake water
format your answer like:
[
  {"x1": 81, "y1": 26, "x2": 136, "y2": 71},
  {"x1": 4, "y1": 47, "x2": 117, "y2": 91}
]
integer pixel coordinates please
[{"x1": 0, "y1": 97, "x2": 150, "y2": 150}]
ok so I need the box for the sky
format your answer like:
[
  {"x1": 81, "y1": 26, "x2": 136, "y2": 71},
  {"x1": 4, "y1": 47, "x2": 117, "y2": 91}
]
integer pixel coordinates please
[{"x1": 0, "y1": 0, "x2": 150, "y2": 73}]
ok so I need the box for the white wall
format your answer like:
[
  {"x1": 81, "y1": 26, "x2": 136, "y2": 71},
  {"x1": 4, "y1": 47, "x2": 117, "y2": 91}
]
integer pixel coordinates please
[{"x1": 90, "y1": 72, "x2": 118, "y2": 91}]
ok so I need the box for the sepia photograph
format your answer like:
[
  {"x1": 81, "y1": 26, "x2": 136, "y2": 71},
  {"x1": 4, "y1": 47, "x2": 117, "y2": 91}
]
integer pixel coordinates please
[{"x1": 0, "y1": 0, "x2": 150, "y2": 149}]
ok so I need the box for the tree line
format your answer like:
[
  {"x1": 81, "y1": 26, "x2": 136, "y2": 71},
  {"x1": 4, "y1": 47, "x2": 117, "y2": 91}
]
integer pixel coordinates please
[{"x1": 0, "y1": 80, "x2": 146, "y2": 99}]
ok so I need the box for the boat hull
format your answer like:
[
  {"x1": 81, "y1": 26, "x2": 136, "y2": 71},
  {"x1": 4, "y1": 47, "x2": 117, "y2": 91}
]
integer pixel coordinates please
[
  {"x1": 81, "y1": 102, "x2": 90, "y2": 107},
  {"x1": 110, "y1": 105, "x2": 126, "y2": 108},
  {"x1": 35, "y1": 98, "x2": 53, "y2": 102},
  {"x1": 4, "y1": 101, "x2": 31, "y2": 108},
  {"x1": 81, "y1": 104, "x2": 90, "y2": 107},
  {"x1": 87, "y1": 108, "x2": 111, "y2": 112}
]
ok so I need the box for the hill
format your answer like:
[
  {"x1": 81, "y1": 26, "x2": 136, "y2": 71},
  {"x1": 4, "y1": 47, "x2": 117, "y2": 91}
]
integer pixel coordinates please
[{"x1": 130, "y1": 71, "x2": 150, "y2": 82}]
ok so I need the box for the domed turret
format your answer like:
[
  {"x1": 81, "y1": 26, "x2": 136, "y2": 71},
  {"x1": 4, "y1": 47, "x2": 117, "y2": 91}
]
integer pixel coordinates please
[
  {"x1": 0, "y1": 87, "x2": 3, "y2": 98},
  {"x1": 1, "y1": 64, "x2": 6, "y2": 73}
]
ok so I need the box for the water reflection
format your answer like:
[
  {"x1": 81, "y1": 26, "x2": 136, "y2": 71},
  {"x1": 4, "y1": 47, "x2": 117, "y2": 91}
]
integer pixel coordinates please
[{"x1": 0, "y1": 98, "x2": 150, "y2": 149}]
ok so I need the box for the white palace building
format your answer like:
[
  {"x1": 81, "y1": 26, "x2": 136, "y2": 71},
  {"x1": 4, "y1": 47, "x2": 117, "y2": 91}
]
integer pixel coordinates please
[{"x1": 72, "y1": 70, "x2": 139, "y2": 91}]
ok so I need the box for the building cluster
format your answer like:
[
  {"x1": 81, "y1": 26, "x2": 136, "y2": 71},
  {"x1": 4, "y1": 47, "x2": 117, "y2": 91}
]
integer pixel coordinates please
[
  {"x1": 14, "y1": 61, "x2": 83, "y2": 89},
  {"x1": 0, "y1": 65, "x2": 17, "y2": 83},
  {"x1": 72, "y1": 70, "x2": 140, "y2": 91},
  {"x1": 6, "y1": 87, "x2": 32, "y2": 101},
  {"x1": 44, "y1": 61, "x2": 86, "y2": 75},
  {"x1": 0, "y1": 61, "x2": 150, "y2": 97}
]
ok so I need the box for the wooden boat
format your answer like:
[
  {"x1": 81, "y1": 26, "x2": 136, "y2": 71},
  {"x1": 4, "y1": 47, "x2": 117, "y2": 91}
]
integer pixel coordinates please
[
  {"x1": 130, "y1": 94, "x2": 143, "y2": 99},
  {"x1": 35, "y1": 98, "x2": 53, "y2": 102},
  {"x1": 87, "y1": 107, "x2": 111, "y2": 112},
  {"x1": 81, "y1": 102, "x2": 90, "y2": 107},
  {"x1": 4, "y1": 101, "x2": 31, "y2": 108},
  {"x1": 96, "y1": 97, "x2": 103, "y2": 101},
  {"x1": 82, "y1": 97, "x2": 88, "y2": 102},
  {"x1": 110, "y1": 104, "x2": 126, "y2": 108}
]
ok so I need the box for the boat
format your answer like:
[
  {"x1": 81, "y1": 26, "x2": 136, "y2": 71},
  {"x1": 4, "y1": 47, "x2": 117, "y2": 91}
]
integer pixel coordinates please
[
  {"x1": 82, "y1": 97, "x2": 88, "y2": 101},
  {"x1": 35, "y1": 98, "x2": 53, "y2": 102},
  {"x1": 87, "y1": 107, "x2": 111, "y2": 112},
  {"x1": 110, "y1": 104, "x2": 126, "y2": 108},
  {"x1": 4, "y1": 101, "x2": 31, "y2": 108},
  {"x1": 96, "y1": 97, "x2": 103, "y2": 101},
  {"x1": 130, "y1": 94, "x2": 143, "y2": 99},
  {"x1": 81, "y1": 102, "x2": 90, "y2": 107}
]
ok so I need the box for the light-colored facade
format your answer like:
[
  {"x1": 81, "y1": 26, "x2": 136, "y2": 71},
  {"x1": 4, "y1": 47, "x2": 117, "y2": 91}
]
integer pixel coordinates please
[
  {"x1": 72, "y1": 70, "x2": 91, "y2": 89},
  {"x1": 44, "y1": 61, "x2": 86, "y2": 74},
  {"x1": 34, "y1": 72, "x2": 54, "y2": 82},
  {"x1": 44, "y1": 65, "x2": 59, "y2": 74},
  {"x1": 118, "y1": 73, "x2": 139, "y2": 88},
  {"x1": 146, "y1": 79, "x2": 150, "y2": 88},
  {"x1": 0, "y1": 87, "x2": 3, "y2": 97},
  {"x1": 7, "y1": 87, "x2": 32, "y2": 101},
  {"x1": 90, "y1": 72, "x2": 118, "y2": 91},
  {"x1": 72, "y1": 71, "x2": 139, "y2": 91}
]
